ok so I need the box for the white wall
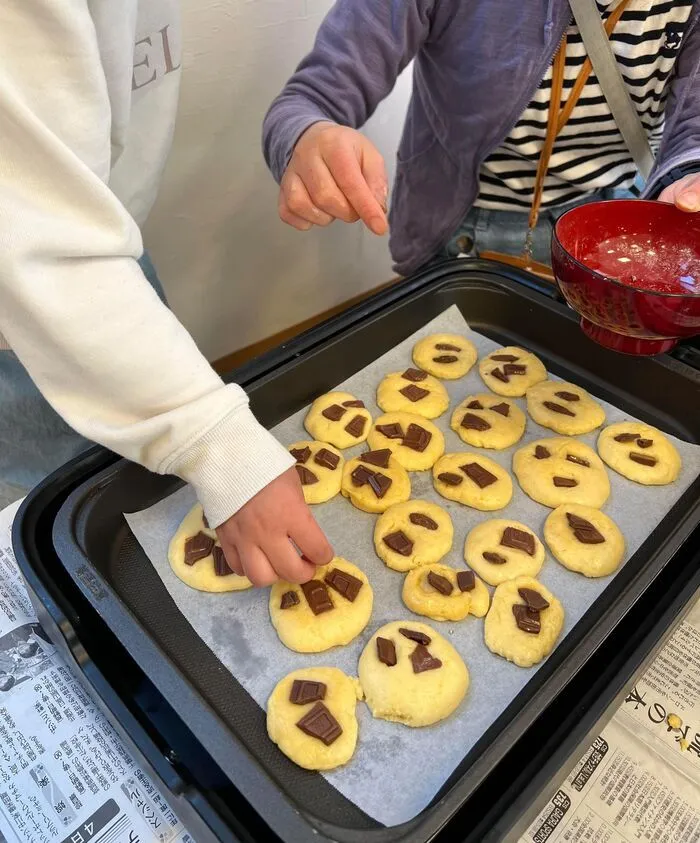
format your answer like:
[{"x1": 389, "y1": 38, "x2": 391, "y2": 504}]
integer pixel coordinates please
[{"x1": 143, "y1": 0, "x2": 412, "y2": 363}]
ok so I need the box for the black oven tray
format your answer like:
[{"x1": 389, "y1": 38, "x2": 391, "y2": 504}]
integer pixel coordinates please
[{"x1": 13, "y1": 261, "x2": 700, "y2": 843}]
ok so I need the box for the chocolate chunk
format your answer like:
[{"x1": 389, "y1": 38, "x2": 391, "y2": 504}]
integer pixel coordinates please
[
  {"x1": 202, "y1": 514, "x2": 210, "y2": 529},
  {"x1": 290, "y1": 680, "x2": 327, "y2": 705},
  {"x1": 457, "y1": 570, "x2": 476, "y2": 592},
  {"x1": 213, "y1": 545, "x2": 233, "y2": 577},
  {"x1": 382, "y1": 530, "x2": 414, "y2": 556},
  {"x1": 543, "y1": 401, "x2": 576, "y2": 417},
  {"x1": 376, "y1": 637, "x2": 397, "y2": 667},
  {"x1": 345, "y1": 414, "x2": 367, "y2": 438},
  {"x1": 296, "y1": 702, "x2": 342, "y2": 745},
  {"x1": 462, "y1": 462, "x2": 498, "y2": 488},
  {"x1": 504, "y1": 363, "x2": 527, "y2": 376},
  {"x1": 501, "y1": 527, "x2": 536, "y2": 556},
  {"x1": 280, "y1": 590, "x2": 300, "y2": 610},
  {"x1": 467, "y1": 400, "x2": 484, "y2": 409},
  {"x1": 314, "y1": 448, "x2": 340, "y2": 470},
  {"x1": 295, "y1": 464, "x2": 319, "y2": 486},
  {"x1": 566, "y1": 454, "x2": 590, "y2": 467},
  {"x1": 518, "y1": 588, "x2": 550, "y2": 611},
  {"x1": 637, "y1": 438, "x2": 653, "y2": 449},
  {"x1": 322, "y1": 404, "x2": 346, "y2": 422},
  {"x1": 566, "y1": 512, "x2": 605, "y2": 544},
  {"x1": 438, "y1": 472, "x2": 463, "y2": 486},
  {"x1": 435, "y1": 343, "x2": 462, "y2": 351},
  {"x1": 490, "y1": 368, "x2": 509, "y2": 383},
  {"x1": 461, "y1": 413, "x2": 492, "y2": 432},
  {"x1": 300, "y1": 580, "x2": 334, "y2": 615},
  {"x1": 553, "y1": 476, "x2": 578, "y2": 487},
  {"x1": 368, "y1": 472, "x2": 393, "y2": 499},
  {"x1": 427, "y1": 570, "x2": 454, "y2": 596},
  {"x1": 483, "y1": 551, "x2": 508, "y2": 565},
  {"x1": 184, "y1": 532, "x2": 215, "y2": 566},
  {"x1": 290, "y1": 446, "x2": 311, "y2": 464},
  {"x1": 535, "y1": 445, "x2": 551, "y2": 459},
  {"x1": 410, "y1": 644, "x2": 443, "y2": 674},
  {"x1": 614, "y1": 432, "x2": 639, "y2": 442},
  {"x1": 409, "y1": 512, "x2": 438, "y2": 530},
  {"x1": 629, "y1": 452, "x2": 658, "y2": 467},
  {"x1": 401, "y1": 368, "x2": 428, "y2": 382},
  {"x1": 399, "y1": 628, "x2": 431, "y2": 645},
  {"x1": 403, "y1": 423, "x2": 432, "y2": 452},
  {"x1": 491, "y1": 402, "x2": 510, "y2": 417},
  {"x1": 360, "y1": 448, "x2": 392, "y2": 468},
  {"x1": 324, "y1": 568, "x2": 363, "y2": 602},
  {"x1": 351, "y1": 464, "x2": 375, "y2": 486},
  {"x1": 512, "y1": 604, "x2": 541, "y2": 634},
  {"x1": 555, "y1": 390, "x2": 580, "y2": 402},
  {"x1": 491, "y1": 354, "x2": 519, "y2": 362},
  {"x1": 342, "y1": 399, "x2": 365, "y2": 408},
  {"x1": 375, "y1": 422, "x2": 404, "y2": 439},
  {"x1": 400, "y1": 384, "x2": 430, "y2": 403},
  {"x1": 433, "y1": 355, "x2": 459, "y2": 364}
]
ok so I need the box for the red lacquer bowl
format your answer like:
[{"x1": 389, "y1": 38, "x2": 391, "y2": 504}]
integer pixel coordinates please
[{"x1": 552, "y1": 200, "x2": 700, "y2": 355}]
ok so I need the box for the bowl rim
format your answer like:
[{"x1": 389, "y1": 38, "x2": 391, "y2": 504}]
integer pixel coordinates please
[{"x1": 552, "y1": 198, "x2": 700, "y2": 300}]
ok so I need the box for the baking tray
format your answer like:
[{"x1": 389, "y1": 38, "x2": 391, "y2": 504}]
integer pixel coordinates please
[{"x1": 14, "y1": 261, "x2": 700, "y2": 843}]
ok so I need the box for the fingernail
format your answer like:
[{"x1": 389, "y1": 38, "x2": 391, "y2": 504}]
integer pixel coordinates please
[
  {"x1": 679, "y1": 191, "x2": 700, "y2": 211},
  {"x1": 370, "y1": 216, "x2": 387, "y2": 235}
]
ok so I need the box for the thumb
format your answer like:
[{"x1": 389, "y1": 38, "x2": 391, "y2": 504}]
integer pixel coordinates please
[
  {"x1": 360, "y1": 139, "x2": 389, "y2": 216},
  {"x1": 676, "y1": 187, "x2": 700, "y2": 213}
]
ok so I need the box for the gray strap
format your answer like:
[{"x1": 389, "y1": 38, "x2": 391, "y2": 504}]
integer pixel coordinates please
[{"x1": 568, "y1": 0, "x2": 655, "y2": 180}]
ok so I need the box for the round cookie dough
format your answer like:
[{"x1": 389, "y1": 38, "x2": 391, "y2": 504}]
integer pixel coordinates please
[
  {"x1": 341, "y1": 451, "x2": 411, "y2": 513},
  {"x1": 269, "y1": 558, "x2": 373, "y2": 653},
  {"x1": 412, "y1": 333, "x2": 478, "y2": 380},
  {"x1": 358, "y1": 621, "x2": 469, "y2": 726},
  {"x1": 367, "y1": 412, "x2": 445, "y2": 471},
  {"x1": 402, "y1": 564, "x2": 490, "y2": 621},
  {"x1": 484, "y1": 576, "x2": 564, "y2": 668},
  {"x1": 526, "y1": 381, "x2": 605, "y2": 435},
  {"x1": 168, "y1": 504, "x2": 252, "y2": 592},
  {"x1": 544, "y1": 504, "x2": 625, "y2": 578},
  {"x1": 451, "y1": 394, "x2": 526, "y2": 449},
  {"x1": 479, "y1": 346, "x2": 547, "y2": 397},
  {"x1": 597, "y1": 422, "x2": 681, "y2": 486},
  {"x1": 289, "y1": 440, "x2": 344, "y2": 504},
  {"x1": 464, "y1": 519, "x2": 545, "y2": 586},
  {"x1": 376, "y1": 369, "x2": 450, "y2": 419},
  {"x1": 513, "y1": 437, "x2": 610, "y2": 509},
  {"x1": 304, "y1": 391, "x2": 372, "y2": 449},
  {"x1": 433, "y1": 453, "x2": 513, "y2": 511},
  {"x1": 267, "y1": 667, "x2": 362, "y2": 771},
  {"x1": 374, "y1": 500, "x2": 453, "y2": 572}
]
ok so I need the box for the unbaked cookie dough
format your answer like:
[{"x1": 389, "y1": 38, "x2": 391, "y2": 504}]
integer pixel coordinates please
[
  {"x1": 479, "y1": 346, "x2": 547, "y2": 397},
  {"x1": 304, "y1": 391, "x2": 372, "y2": 449},
  {"x1": 341, "y1": 449, "x2": 411, "y2": 513},
  {"x1": 544, "y1": 504, "x2": 625, "y2": 578},
  {"x1": 269, "y1": 558, "x2": 373, "y2": 653},
  {"x1": 433, "y1": 452, "x2": 513, "y2": 511},
  {"x1": 513, "y1": 437, "x2": 610, "y2": 509},
  {"x1": 367, "y1": 412, "x2": 445, "y2": 471},
  {"x1": 464, "y1": 519, "x2": 545, "y2": 586},
  {"x1": 358, "y1": 621, "x2": 469, "y2": 726},
  {"x1": 450, "y1": 394, "x2": 526, "y2": 449},
  {"x1": 597, "y1": 422, "x2": 681, "y2": 486},
  {"x1": 484, "y1": 576, "x2": 564, "y2": 667},
  {"x1": 267, "y1": 667, "x2": 362, "y2": 771},
  {"x1": 526, "y1": 381, "x2": 605, "y2": 435},
  {"x1": 412, "y1": 333, "x2": 478, "y2": 380},
  {"x1": 402, "y1": 564, "x2": 490, "y2": 621},
  {"x1": 288, "y1": 440, "x2": 344, "y2": 504},
  {"x1": 168, "y1": 504, "x2": 252, "y2": 592},
  {"x1": 376, "y1": 369, "x2": 450, "y2": 419},
  {"x1": 374, "y1": 500, "x2": 453, "y2": 572}
]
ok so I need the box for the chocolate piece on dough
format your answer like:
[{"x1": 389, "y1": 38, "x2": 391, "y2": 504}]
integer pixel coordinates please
[
  {"x1": 403, "y1": 423, "x2": 432, "y2": 452},
  {"x1": 483, "y1": 551, "x2": 508, "y2": 565},
  {"x1": 376, "y1": 637, "x2": 397, "y2": 667},
  {"x1": 555, "y1": 390, "x2": 580, "y2": 402},
  {"x1": 490, "y1": 402, "x2": 510, "y2": 417},
  {"x1": 184, "y1": 532, "x2": 214, "y2": 566},
  {"x1": 566, "y1": 512, "x2": 605, "y2": 544},
  {"x1": 427, "y1": 570, "x2": 454, "y2": 596},
  {"x1": 401, "y1": 368, "x2": 428, "y2": 382},
  {"x1": 295, "y1": 464, "x2": 319, "y2": 486},
  {"x1": 382, "y1": 531, "x2": 414, "y2": 556},
  {"x1": 553, "y1": 476, "x2": 578, "y2": 487},
  {"x1": 437, "y1": 472, "x2": 463, "y2": 486},
  {"x1": 342, "y1": 399, "x2": 365, "y2": 408},
  {"x1": 290, "y1": 446, "x2": 311, "y2": 464},
  {"x1": 433, "y1": 355, "x2": 458, "y2": 364},
  {"x1": 300, "y1": 580, "x2": 334, "y2": 615},
  {"x1": 512, "y1": 604, "x2": 541, "y2": 634},
  {"x1": 500, "y1": 527, "x2": 536, "y2": 556},
  {"x1": 614, "y1": 432, "x2": 639, "y2": 443},
  {"x1": 345, "y1": 415, "x2": 367, "y2": 438},
  {"x1": 461, "y1": 413, "x2": 491, "y2": 432},
  {"x1": 399, "y1": 628, "x2": 431, "y2": 645},
  {"x1": 462, "y1": 462, "x2": 498, "y2": 488},
  {"x1": 368, "y1": 472, "x2": 393, "y2": 499},
  {"x1": 491, "y1": 354, "x2": 519, "y2": 362},
  {"x1": 314, "y1": 448, "x2": 340, "y2": 470},
  {"x1": 566, "y1": 454, "x2": 590, "y2": 467},
  {"x1": 467, "y1": 400, "x2": 484, "y2": 410},
  {"x1": 543, "y1": 401, "x2": 575, "y2": 417},
  {"x1": 324, "y1": 568, "x2": 363, "y2": 602},
  {"x1": 322, "y1": 404, "x2": 346, "y2": 422},
  {"x1": 410, "y1": 645, "x2": 443, "y2": 674},
  {"x1": 457, "y1": 570, "x2": 476, "y2": 592},
  {"x1": 296, "y1": 703, "x2": 342, "y2": 745},
  {"x1": 629, "y1": 452, "x2": 657, "y2": 467},
  {"x1": 504, "y1": 363, "x2": 527, "y2": 376},
  {"x1": 400, "y1": 384, "x2": 430, "y2": 403},
  {"x1": 359, "y1": 449, "x2": 392, "y2": 468},
  {"x1": 409, "y1": 513, "x2": 438, "y2": 530},
  {"x1": 375, "y1": 422, "x2": 404, "y2": 439},
  {"x1": 213, "y1": 546, "x2": 234, "y2": 577},
  {"x1": 290, "y1": 680, "x2": 327, "y2": 705},
  {"x1": 518, "y1": 587, "x2": 550, "y2": 611},
  {"x1": 435, "y1": 343, "x2": 462, "y2": 351},
  {"x1": 491, "y1": 368, "x2": 509, "y2": 384},
  {"x1": 280, "y1": 590, "x2": 300, "y2": 610},
  {"x1": 534, "y1": 445, "x2": 551, "y2": 459}
]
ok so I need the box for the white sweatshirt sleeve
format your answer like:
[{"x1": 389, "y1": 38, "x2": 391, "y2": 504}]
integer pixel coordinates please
[{"x1": 0, "y1": 2, "x2": 294, "y2": 526}]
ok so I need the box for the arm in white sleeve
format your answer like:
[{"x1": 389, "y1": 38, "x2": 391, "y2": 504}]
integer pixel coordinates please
[{"x1": 0, "y1": 2, "x2": 293, "y2": 526}]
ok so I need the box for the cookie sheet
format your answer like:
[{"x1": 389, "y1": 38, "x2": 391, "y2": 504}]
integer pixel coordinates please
[{"x1": 124, "y1": 306, "x2": 700, "y2": 827}]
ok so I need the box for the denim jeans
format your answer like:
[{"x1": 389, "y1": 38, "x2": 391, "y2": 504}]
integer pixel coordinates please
[{"x1": 0, "y1": 253, "x2": 165, "y2": 508}]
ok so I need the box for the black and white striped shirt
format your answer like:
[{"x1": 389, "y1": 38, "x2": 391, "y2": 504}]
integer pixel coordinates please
[{"x1": 476, "y1": 0, "x2": 695, "y2": 211}]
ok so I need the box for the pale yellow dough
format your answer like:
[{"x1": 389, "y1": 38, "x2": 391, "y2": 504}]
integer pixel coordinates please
[
  {"x1": 450, "y1": 394, "x2": 526, "y2": 449},
  {"x1": 433, "y1": 452, "x2": 513, "y2": 511},
  {"x1": 374, "y1": 500, "x2": 453, "y2": 572},
  {"x1": 597, "y1": 422, "x2": 681, "y2": 486},
  {"x1": 341, "y1": 454, "x2": 411, "y2": 513},
  {"x1": 412, "y1": 333, "x2": 478, "y2": 380},
  {"x1": 168, "y1": 504, "x2": 252, "y2": 592},
  {"x1": 267, "y1": 667, "x2": 362, "y2": 771},
  {"x1": 402, "y1": 564, "x2": 490, "y2": 621},
  {"x1": 288, "y1": 440, "x2": 344, "y2": 504},
  {"x1": 484, "y1": 576, "x2": 564, "y2": 667},
  {"x1": 544, "y1": 504, "x2": 625, "y2": 578},
  {"x1": 376, "y1": 371, "x2": 450, "y2": 419},
  {"x1": 367, "y1": 412, "x2": 445, "y2": 470},
  {"x1": 479, "y1": 346, "x2": 547, "y2": 397},
  {"x1": 358, "y1": 621, "x2": 469, "y2": 726},
  {"x1": 513, "y1": 437, "x2": 610, "y2": 509},
  {"x1": 526, "y1": 381, "x2": 606, "y2": 435},
  {"x1": 464, "y1": 519, "x2": 545, "y2": 586},
  {"x1": 304, "y1": 391, "x2": 372, "y2": 449},
  {"x1": 269, "y1": 558, "x2": 373, "y2": 653}
]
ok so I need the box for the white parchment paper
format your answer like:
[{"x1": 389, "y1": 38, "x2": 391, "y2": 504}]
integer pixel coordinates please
[{"x1": 124, "y1": 306, "x2": 700, "y2": 827}]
